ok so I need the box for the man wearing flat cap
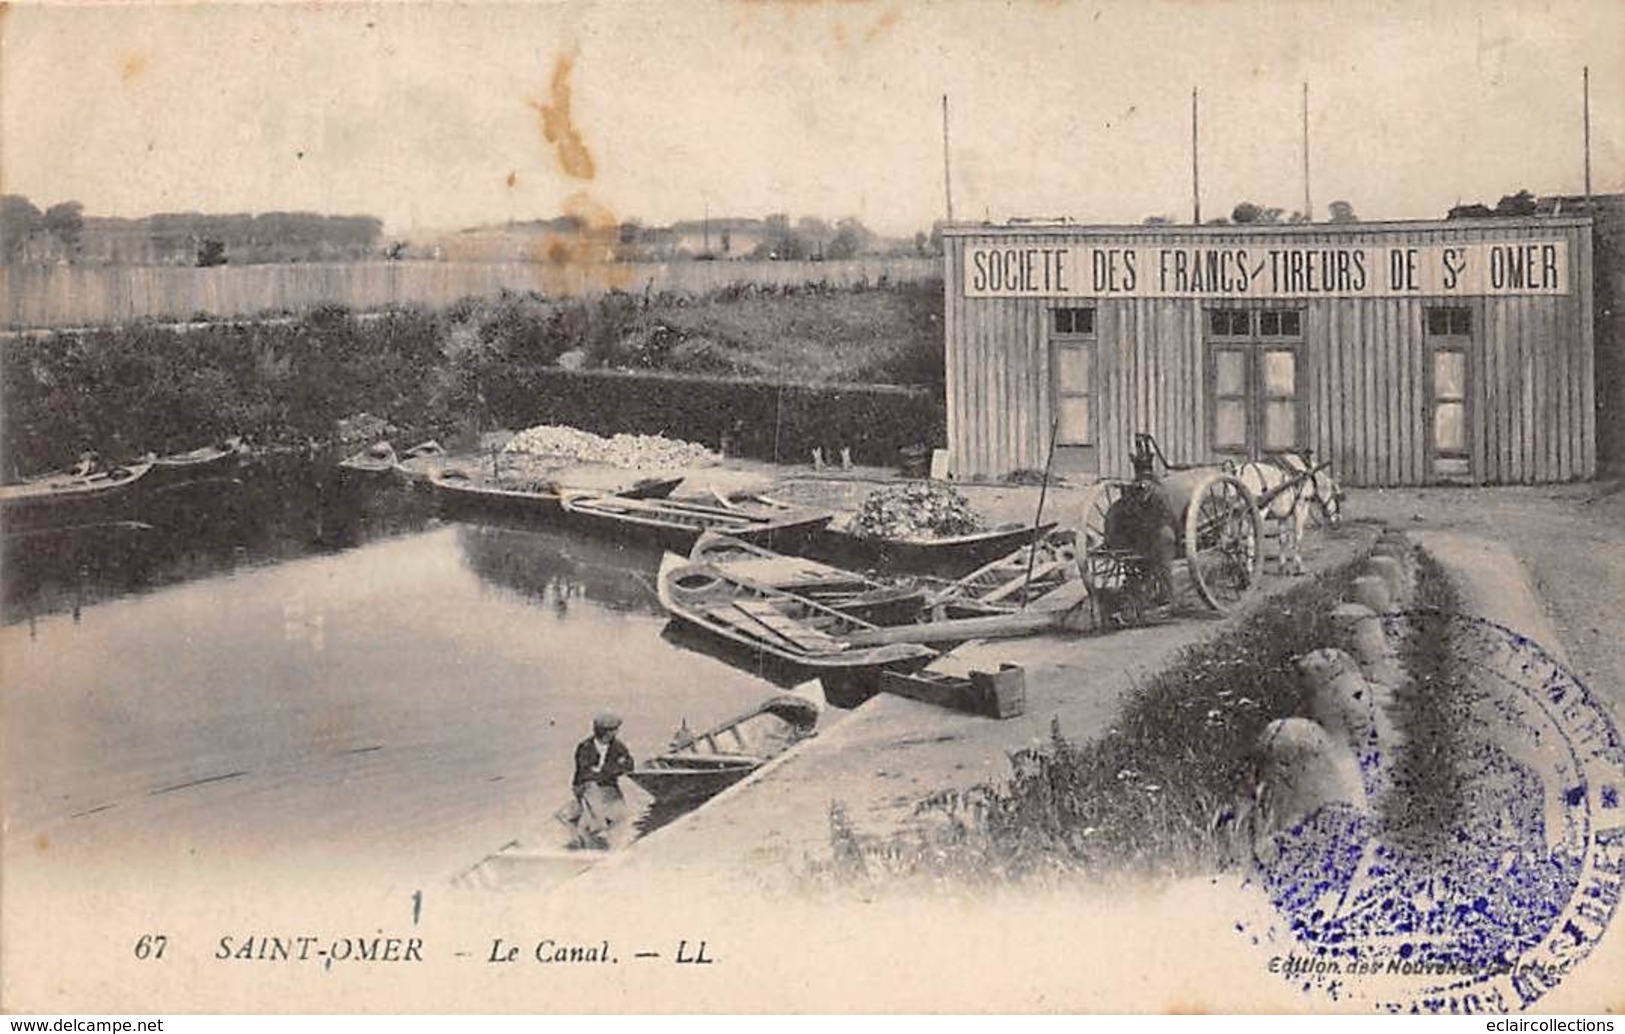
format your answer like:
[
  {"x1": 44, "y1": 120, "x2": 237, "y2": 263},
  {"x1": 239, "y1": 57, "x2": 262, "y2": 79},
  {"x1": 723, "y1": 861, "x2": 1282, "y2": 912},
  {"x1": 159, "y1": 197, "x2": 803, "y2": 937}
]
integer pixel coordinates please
[{"x1": 567, "y1": 712, "x2": 635, "y2": 849}]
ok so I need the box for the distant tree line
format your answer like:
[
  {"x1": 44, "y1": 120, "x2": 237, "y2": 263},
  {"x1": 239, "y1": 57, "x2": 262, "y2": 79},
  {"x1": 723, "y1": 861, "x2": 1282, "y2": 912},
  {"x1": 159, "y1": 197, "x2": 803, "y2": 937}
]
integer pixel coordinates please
[
  {"x1": 440, "y1": 212, "x2": 942, "y2": 264},
  {"x1": 1, "y1": 195, "x2": 383, "y2": 266},
  {"x1": 1143, "y1": 200, "x2": 1359, "y2": 226},
  {"x1": 1445, "y1": 189, "x2": 1539, "y2": 220}
]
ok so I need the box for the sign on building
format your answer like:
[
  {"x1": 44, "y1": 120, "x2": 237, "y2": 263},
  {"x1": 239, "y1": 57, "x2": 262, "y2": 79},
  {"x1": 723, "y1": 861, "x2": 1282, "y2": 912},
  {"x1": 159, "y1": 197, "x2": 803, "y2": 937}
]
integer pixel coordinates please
[{"x1": 963, "y1": 240, "x2": 1570, "y2": 298}]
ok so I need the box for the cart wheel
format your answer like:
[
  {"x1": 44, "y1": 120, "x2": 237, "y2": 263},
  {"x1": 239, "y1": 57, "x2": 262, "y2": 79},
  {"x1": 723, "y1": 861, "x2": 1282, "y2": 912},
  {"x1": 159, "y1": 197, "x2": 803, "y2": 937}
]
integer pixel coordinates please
[
  {"x1": 1183, "y1": 472, "x2": 1262, "y2": 612},
  {"x1": 1078, "y1": 480, "x2": 1129, "y2": 591}
]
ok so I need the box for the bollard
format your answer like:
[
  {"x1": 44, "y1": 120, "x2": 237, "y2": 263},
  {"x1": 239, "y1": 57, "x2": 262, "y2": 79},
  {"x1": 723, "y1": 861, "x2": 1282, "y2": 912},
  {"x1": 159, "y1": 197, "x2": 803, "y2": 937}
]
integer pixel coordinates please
[
  {"x1": 1331, "y1": 602, "x2": 1397, "y2": 684},
  {"x1": 1351, "y1": 573, "x2": 1392, "y2": 613},
  {"x1": 1365, "y1": 555, "x2": 1407, "y2": 602},
  {"x1": 1246, "y1": 717, "x2": 1368, "y2": 865},
  {"x1": 1296, "y1": 648, "x2": 1395, "y2": 801}
]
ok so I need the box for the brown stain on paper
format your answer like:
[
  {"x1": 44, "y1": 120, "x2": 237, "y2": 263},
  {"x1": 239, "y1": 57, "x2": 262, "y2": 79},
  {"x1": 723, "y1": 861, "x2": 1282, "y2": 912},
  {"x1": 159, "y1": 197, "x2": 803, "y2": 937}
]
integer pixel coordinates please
[
  {"x1": 526, "y1": 191, "x2": 633, "y2": 294},
  {"x1": 517, "y1": 52, "x2": 632, "y2": 295},
  {"x1": 862, "y1": 6, "x2": 900, "y2": 43},
  {"x1": 527, "y1": 54, "x2": 596, "y2": 181},
  {"x1": 120, "y1": 51, "x2": 149, "y2": 85}
]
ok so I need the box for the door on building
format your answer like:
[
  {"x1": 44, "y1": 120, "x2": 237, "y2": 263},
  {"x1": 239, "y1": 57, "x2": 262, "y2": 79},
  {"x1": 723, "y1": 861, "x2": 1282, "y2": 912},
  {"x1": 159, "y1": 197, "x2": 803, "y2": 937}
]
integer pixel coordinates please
[
  {"x1": 1424, "y1": 306, "x2": 1472, "y2": 482},
  {"x1": 1049, "y1": 306, "x2": 1099, "y2": 475},
  {"x1": 1206, "y1": 308, "x2": 1305, "y2": 461}
]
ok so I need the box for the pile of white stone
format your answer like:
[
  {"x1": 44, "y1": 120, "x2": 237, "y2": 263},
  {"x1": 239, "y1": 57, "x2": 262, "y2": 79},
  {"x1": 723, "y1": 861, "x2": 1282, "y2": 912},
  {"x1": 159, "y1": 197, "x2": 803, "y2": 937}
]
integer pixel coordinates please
[{"x1": 503, "y1": 424, "x2": 719, "y2": 470}]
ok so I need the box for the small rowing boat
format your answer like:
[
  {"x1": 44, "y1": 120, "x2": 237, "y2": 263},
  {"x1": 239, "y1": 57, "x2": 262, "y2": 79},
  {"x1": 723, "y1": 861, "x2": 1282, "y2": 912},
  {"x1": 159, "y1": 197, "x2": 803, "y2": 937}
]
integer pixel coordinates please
[
  {"x1": 690, "y1": 533, "x2": 926, "y2": 625},
  {"x1": 628, "y1": 693, "x2": 822, "y2": 806},
  {"x1": 656, "y1": 551, "x2": 935, "y2": 708},
  {"x1": 429, "y1": 468, "x2": 686, "y2": 523},
  {"x1": 149, "y1": 437, "x2": 246, "y2": 485},
  {"x1": 1, "y1": 461, "x2": 154, "y2": 532},
  {"x1": 563, "y1": 494, "x2": 831, "y2": 554},
  {"x1": 337, "y1": 441, "x2": 401, "y2": 478}
]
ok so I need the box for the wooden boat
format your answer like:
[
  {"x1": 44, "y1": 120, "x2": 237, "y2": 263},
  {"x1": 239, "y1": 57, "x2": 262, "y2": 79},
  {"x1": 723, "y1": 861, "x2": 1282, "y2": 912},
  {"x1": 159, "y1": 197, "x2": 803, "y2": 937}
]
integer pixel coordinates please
[
  {"x1": 429, "y1": 468, "x2": 685, "y2": 523},
  {"x1": 656, "y1": 552, "x2": 935, "y2": 708},
  {"x1": 628, "y1": 693, "x2": 822, "y2": 806},
  {"x1": 391, "y1": 440, "x2": 447, "y2": 484},
  {"x1": 924, "y1": 530, "x2": 1086, "y2": 617},
  {"x1": 152, "y1": 437, "x2": 245, "y2": 474},
  {"x1": 337, "y1": 440, "x2": 401, "y2": 478},
  {"x1": 144, "y1": 437, "x2": 247, "y2": 491},
  {"x1": 1, "y1": 461, "x2": 154, "y2": 531},
  {"x1": 690, "y1": 533, "x2": 926, "y2": 625},
  {"x1": 803, "y1": 521, "x2": 1060, "y2": 578},
  {"x1": 563, "y1": 493, "x2": 831, "y2": 554}
]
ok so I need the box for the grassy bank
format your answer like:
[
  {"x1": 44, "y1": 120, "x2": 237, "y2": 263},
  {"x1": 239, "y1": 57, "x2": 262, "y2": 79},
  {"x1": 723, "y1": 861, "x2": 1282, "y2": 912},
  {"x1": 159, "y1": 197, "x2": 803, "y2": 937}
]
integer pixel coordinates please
[
  {"x1": 803, "y1": 549, "x2": 1376, "y2": 892},
  {"x1": 0, "y1": 281, "x2": 944, "y2": 476}
]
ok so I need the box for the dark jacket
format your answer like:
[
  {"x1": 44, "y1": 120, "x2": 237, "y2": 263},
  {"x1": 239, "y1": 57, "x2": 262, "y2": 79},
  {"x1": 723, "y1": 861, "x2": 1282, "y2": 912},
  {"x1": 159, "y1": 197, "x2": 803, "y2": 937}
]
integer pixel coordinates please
[{"x1": 573, "y1": 735, "x2": 634, "y2": 790}]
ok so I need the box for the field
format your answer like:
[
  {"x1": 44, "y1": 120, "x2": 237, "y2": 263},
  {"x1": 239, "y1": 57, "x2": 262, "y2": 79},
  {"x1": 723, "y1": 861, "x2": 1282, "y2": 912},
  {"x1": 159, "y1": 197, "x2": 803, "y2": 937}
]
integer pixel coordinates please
[{"x1": 0, "y1": 281, "x2": 947, "y2": 477}]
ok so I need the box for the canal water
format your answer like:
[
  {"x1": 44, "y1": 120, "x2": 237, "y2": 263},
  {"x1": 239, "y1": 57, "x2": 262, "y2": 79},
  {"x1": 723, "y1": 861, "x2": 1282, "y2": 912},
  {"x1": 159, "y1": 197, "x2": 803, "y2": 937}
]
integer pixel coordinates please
[{"x1": 0, "y1": 465, "x2": 786, "y2": 901}]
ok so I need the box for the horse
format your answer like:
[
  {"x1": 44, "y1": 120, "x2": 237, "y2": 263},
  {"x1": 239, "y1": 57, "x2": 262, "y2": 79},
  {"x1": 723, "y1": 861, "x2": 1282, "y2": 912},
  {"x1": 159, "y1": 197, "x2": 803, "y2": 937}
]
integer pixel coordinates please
[{"x1": 1232, "y1": 452, "x2": 1343, "y2": 576}]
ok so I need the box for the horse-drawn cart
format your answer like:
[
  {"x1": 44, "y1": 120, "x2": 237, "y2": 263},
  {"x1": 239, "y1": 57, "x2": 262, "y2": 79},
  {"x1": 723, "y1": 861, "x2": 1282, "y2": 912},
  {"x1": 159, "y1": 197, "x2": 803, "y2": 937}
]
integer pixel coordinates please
[
  {"x1": 1077, "y1": 434, "x2": 1343, "y2": 623},
  {"x1": 1078, "y1": 434, "x2": 1264, "y2": 622}
]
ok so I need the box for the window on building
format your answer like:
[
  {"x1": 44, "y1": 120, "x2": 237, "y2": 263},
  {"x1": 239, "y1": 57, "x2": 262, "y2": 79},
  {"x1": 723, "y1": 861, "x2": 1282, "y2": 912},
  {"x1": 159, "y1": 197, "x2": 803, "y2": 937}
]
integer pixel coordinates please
[
  {"x1": 1206, "y1": 308, "x2": 1304, "y2": 457},
  {"x1": 1209, "y1": 310, "x2": 1251, "y2": 336},
  {"x1": 1052, "y1": 307, "x2": 1095, "y2": 336},
  {"x1": 1259, "y1": 310, "x2": 1302, "y2": 338},
  {"x1": 1426, "y1": 307, "x2": 1472, "y2": 337}
]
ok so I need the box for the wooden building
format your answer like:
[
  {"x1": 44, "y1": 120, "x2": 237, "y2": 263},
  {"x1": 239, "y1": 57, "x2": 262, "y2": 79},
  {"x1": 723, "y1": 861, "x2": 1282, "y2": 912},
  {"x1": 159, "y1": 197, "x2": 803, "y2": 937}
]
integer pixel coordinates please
[{"x1": 942, "y1": 218, "x2": 1595, "y2": 486}]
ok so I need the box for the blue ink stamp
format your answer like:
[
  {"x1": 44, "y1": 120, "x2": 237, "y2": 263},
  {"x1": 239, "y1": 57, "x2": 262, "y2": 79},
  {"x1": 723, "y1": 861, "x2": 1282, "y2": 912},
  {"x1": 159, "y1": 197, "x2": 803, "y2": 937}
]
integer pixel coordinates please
[{"x1": 1240, "y1": 608, "x2": 1624, "y2": 1013}]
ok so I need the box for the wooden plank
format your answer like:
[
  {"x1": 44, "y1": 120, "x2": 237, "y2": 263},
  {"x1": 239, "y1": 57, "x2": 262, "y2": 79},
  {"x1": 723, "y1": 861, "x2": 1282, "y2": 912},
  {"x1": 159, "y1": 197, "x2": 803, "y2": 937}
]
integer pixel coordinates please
[
  {"x1": 1472, "y1": 296, "x2": 1489, "y2": 483},
  {"x1": 1117, "y1": 298, "x2": 1135, "y2": 476},
  {"x1": 944, "y1": 240, "x2": 963, "y2": 478},
  {"x1": 1557, "y1": 258, "x2": 1572, "y2": 480},
  {"x1": 1489, "y1": 298, "x2": 1507, "y2": 483},
  {"x1": 1538, "y1": 297, "x2": 1556, "y2": 481},
  {"x1": 1382, "y1": 299, "x2": 1397, "y2": 485},
  {"x1": 1518, "y1": 299, "x2": 1534, "y2": 482},
  {"x1": 1186, "y1": 301, "x2": 1203, "y2": 463},
  {"x1": 1142, "y1": 301, "x2": 1160, "y2": 452},
  {"x1": 1579, "y1": 226, "x2": 1597, "y2": 477},
  {"x1": 845, "y1": 610, "x2": 1061, "y2": 647},
  {"x1": 1019, "y1": 302, "x2": 1034, "y2": 471},
  {"x1": 1330, "y1": 301, "x2": 1346, "y2": 482},
  {"x1": 1400, "y1": 299, "x2": 1417, "y2": 484},
  {"x1": 728, "y1": 600, "x2": 842, "y2": 654}
]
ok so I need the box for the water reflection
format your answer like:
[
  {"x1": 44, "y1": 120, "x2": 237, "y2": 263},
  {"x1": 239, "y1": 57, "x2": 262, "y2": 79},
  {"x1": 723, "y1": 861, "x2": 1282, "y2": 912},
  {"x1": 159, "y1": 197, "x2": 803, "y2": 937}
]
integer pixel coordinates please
[
  {"x1": 2, "y1": 458, "x2": 437, "y2": 625},
  {"x1": 453, "y1": 523, "x2": 666, "y2": 616}
]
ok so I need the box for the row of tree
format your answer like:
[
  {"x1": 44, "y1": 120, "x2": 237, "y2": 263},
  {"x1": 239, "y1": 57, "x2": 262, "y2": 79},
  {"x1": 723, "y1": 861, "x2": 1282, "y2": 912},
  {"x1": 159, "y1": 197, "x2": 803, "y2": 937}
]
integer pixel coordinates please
[
  {"x1": 1142, "y1": 199, "x2": 1360, "y2": 226},
  {"x1": 2, "y1": 195, "x2": 384, "y2": 266}
]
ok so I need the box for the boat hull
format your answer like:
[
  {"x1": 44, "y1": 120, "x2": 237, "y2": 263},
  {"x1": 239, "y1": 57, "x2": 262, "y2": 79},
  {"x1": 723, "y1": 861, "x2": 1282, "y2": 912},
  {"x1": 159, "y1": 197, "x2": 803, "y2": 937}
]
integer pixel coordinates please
[
  {"x1": 564, "y1": 496, "x2": 830, "y2": 555},
  {"x1": 655, "y1": 553, "x2": 934, "y2": 708},
  {"x1": 1, "y1": 463, "x2": 153, "y2": 533},
  {"x1": 804, "y1": 522, "x2": 1059, "y2": 579},
  {"x1": 628, "y1": 759, "x2": 759, "y2": 805}
]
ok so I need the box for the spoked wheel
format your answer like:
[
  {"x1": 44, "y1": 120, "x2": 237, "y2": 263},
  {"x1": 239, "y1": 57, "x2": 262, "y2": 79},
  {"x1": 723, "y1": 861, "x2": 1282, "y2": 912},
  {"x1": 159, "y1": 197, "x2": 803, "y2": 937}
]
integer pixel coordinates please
[
  {"x1": 1078, "y1": 480, "x2": 1129, "y2": 592},
  {"x1": 1183, "y1": 472, "x2": 1263, "y2": 612}
]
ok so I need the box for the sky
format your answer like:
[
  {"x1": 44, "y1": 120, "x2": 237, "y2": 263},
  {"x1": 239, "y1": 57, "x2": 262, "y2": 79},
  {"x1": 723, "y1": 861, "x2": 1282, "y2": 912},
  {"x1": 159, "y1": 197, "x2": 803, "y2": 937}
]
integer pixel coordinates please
[{"x1": 1, "y1": 0, "x2": 1621, "y2": 238}]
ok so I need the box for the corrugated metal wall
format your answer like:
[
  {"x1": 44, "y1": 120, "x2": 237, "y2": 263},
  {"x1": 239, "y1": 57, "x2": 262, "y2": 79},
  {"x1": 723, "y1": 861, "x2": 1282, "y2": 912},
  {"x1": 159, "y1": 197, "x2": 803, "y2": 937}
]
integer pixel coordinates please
[{"x1": 944, "y1": 220, "x2": 1594, "y2": 486}]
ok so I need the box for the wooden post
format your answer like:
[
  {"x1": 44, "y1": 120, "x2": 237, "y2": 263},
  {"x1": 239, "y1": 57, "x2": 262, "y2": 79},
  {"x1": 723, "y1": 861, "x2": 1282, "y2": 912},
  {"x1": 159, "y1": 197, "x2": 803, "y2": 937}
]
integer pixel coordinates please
[
  {"x1": 1584, "y1": 66, "x2": 1592, "y2": 203},
  {"x1": 1302, "y1": 82, "x2": 1312, "y2": 221},
  {"x1": 1191, "y1": 87, "x2": 1202, "y2": 225}
]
